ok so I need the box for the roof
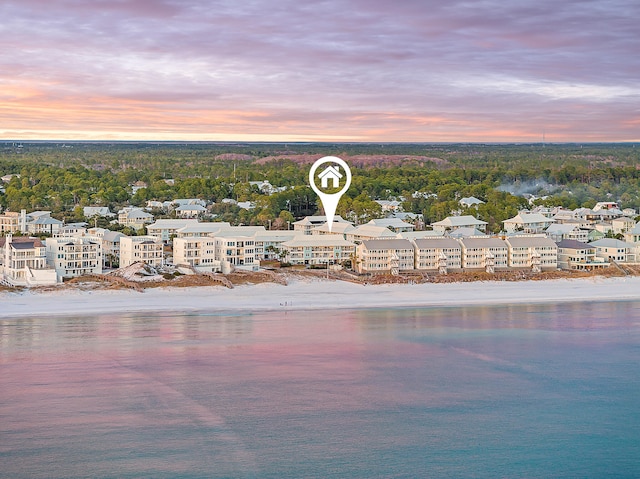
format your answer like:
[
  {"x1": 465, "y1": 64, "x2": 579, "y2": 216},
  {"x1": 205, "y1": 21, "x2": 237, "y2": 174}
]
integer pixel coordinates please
[
  {"x1": 396, "y1": 230, "x2": 443, "y2": 240},
  {"x1": 505, "y1": 236, "x2": 557, "y2": 248},
  {"x1": 31, "y1": 216, "x2": 63, "y2": 225},
  {"x1": 589, "y1": 238, "x2": 635, "y2": 248},
  {"x1": 361, "y1": 239, "x2": 414, "y2": 250},
  {"x1": 459, "y1": 237, "x2": 508, "y2": 248},
  {"x1": 367, "y1": 218, "x2": 414, "y2": 229},
  {"x1": 10, "y1": 241, "x2": 38, "y2": 249},
  {"x1": 103, "y1": 230, "x2": 126, "y2": 242},
  {"x1": 503, "y1": 213, "x2": 553, "y2": 225},
  {"x1": 312, "y1": 222, "x2": 356, "y2": 234},
  {"x1": 1, "y1": 237, "x2": 45, "y2": 248},
  {"x1": 414, "y1": 238, "x2": 461, "y2": 249},
  {"x1": 147, "y1": 219, "x2": 200, "y2": 229},
  {"x1": 176, "y1": 204, "x2": 206, "y2": 211},
  {"x1": 176, "y1": 222, "x2": 231, "y2": 234},
  {"x1": 253, "y1": 231, "x2": 297, "y2": 241},
  {"x1": 282, "y1": 235, "x2": 355, "y2": 247},
  {"x1": 546, "y1": 223, "x2": 580, "y2": 234},
  {"x1": 557, "y1": 239, "x2": 594, "y2": 250},
  {"x1": 350, "y1": 224, "x2": 396, "y2": 238},
  {"x1": 448, "y1": 227, "x2": 487, "y2": 238},
  {"x1": 293, "y1": 215, "x2": 349, "y2": 226},
  {"x1": 121, "y1": 208, "x2": 153, "y2": 219},
  {"x1": 432, "y1": 215, "x2": 487, "y2": 228}
]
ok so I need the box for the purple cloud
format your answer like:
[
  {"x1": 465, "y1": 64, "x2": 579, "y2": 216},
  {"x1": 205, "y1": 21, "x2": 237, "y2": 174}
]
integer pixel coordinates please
[{"x1": 1, "y1": 0, "x2": 639, "y2": 141}]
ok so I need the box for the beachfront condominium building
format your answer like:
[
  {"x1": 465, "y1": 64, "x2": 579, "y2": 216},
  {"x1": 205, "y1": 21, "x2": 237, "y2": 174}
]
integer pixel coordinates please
[
  {"x1": 45, "y1": 236, "x2": 102, "y2": 280},
  {"x1": 458, "y1": 237, "x2": 508, "y2": 273},
  {"x1": 119, "y1": 236, "x2": 164, "y2": 268},
  {"x1": 281, "y1": 235, "x2": 355, "y2": 266},
  {"x1": 346, "y1": 224, "x2": 397, "y2": 243},
  {"x1": 505, "y1": 236, "x2": 558, "y2": 272},
  {"x1": 413, "y1": 237, "x2": 462, "y2": 273},
  {"x1": 0, "y1": 235, "x2": 58, "y2": 286},
  {"x1": 355, "y1": 239, "x2": 415, "y2": 274},
  {"x1": 173, "y1": 236, "x2": 220, "y2": 272},
  {"x1": 215, "y1": 236, "x2": 258, "y2": 272}
]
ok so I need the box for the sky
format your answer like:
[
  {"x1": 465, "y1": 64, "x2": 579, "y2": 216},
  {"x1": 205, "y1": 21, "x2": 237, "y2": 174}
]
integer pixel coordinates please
[{"x1": 1, "y1": 0, "x2": 639, "y2": 142}]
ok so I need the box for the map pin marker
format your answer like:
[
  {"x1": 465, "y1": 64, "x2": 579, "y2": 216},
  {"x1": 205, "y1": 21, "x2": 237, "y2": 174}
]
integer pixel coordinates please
[{"x1": 309, "y1": 156, "x2": 352, "y2": 233}]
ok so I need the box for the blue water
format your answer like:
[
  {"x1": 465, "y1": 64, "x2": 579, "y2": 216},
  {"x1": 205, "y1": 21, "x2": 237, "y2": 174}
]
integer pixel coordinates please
[{"x1": 1, "y1": 301, "x2": 640, "y2": 478}]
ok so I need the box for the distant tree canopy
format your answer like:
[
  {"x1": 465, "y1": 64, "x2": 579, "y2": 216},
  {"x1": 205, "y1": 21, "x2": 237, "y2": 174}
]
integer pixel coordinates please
[{"x1": 1, "y1": 142, "x2": 639, "y2": 231}]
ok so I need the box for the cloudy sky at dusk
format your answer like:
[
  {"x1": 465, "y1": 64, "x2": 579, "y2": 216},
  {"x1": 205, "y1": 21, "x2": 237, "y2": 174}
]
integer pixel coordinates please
[{"x1": 1, "y1": 0, "x2": 638, "y2": 142}]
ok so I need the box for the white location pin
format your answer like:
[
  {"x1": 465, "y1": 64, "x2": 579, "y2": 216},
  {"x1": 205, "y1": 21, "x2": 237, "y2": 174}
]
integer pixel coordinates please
[{"x1": 309, "y1": 156, "x2": 352, "y2": 233}]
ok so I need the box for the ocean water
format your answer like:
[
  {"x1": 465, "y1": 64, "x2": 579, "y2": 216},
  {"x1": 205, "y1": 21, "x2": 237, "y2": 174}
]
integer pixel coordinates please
[{"x1": 1, "y1": 301, "x2": 640, "y2": 478}]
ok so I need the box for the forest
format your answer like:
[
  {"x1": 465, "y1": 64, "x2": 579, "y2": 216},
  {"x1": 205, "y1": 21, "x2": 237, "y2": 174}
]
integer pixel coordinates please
[{"x1": 1, "y1": 141, "x2": 640, "y2": 234}]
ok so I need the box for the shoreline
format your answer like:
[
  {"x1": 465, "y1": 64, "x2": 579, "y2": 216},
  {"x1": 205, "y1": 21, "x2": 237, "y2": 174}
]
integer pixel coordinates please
[{"x1": 2, "y1": 275, "x2": 640, "y2": 318}]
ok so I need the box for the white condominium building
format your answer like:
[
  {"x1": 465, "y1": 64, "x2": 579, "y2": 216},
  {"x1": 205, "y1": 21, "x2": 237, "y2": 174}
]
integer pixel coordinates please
[
  {"x1": 120, "y1": 236, "x2": 164, "y2": 268},
  {"x1": 215, "y1": 236, "x2": 258, "y2": 271},
  {"x1": 355, "y1": 239, "x2": 414, "y2": 274},
  {"x1": 413, "y1": 237, "x2": 462, "y2": 272},
  {"x1": 45, "y1": 236, "x2": 102, "y2": 280},
  {"x1": 281, "y1": 235, "x2": 355, "y2": 266},
  {"x1": 0, "y1": 235, "x2": 57, "y2": 286},
  {"x1": 173, "y1": 236, "x2": 219, "y2": 272}
]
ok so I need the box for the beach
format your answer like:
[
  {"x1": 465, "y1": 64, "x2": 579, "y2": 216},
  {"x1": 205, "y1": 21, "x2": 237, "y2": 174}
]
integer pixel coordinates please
[{"x1": 2, "y1": 275, "x2": 640, "y2": 318}]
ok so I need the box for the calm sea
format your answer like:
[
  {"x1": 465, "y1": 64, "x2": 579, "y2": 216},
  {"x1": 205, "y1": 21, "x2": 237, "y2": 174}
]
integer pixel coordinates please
[{"x1": 1, "y1": 301, "x2": 640, "y2": 478}]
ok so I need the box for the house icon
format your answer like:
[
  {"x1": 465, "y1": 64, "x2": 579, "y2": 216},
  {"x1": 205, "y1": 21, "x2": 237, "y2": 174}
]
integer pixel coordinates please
[{"x1": 318, "y1": 165, "x2": 343, "y2": 188}]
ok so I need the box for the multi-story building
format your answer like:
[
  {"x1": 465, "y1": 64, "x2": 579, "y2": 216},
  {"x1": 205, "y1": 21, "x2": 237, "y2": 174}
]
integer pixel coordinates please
[
  {"x1": 355, "y1": 239, "x2": 414, "y2": 274},
  {"x1": 589, "y1": 239, "x2": 636, "y2": 263},
  {"x1": 119, "y1": 236, "x2": 164, "y2": 268},
  {"x1": 293, "y1": 215, "x2": 350, "y2": 235},
  {"x1": 45, "y1": 236, "x2": 102, "y2": 280},
  {"x1": 556, "y1": 240, "x2": 608, "y2": 270},
  {"x1": 505, "y1": 236, "x2": 558, "y2": 271},
  {"x1": 146, "y1": 219, "x2": 200, "y2": 243},
  {"x1": 281, "y1": 235, "x2": 355, "y2": 267},
  {"x1": 0, "y1": 235, "x2": 57, "y2": 286},
  {"x1": 413, "y1": 238, "x2": 462, "y2": 273},
  {"x1": 173, "y1": 236, "x2": 219, "y2": 272},
  {"x1": 459, "y1": 237, "x2": 508, "y2": 272},
  {"x1": 252, "y1": 231, "x2": 296, "y2": 260},
  {"x1": 215, "y1": 236, "x2": 258, "y2": 272},
  {"x1": 503, "y1": 213, "x2": 555, "y2": 234}
]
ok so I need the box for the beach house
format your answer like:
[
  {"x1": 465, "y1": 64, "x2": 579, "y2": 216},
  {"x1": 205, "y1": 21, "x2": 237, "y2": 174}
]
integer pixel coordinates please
[
  {"x1": 556, "y1": 240, "x2": 607, "y2": 270},
  {"x1": 0, "y1": 235, "x2": 57, "y2": 286},
  {"x1": 503, "y1": 213, "x2": 555, "y2": 234}
]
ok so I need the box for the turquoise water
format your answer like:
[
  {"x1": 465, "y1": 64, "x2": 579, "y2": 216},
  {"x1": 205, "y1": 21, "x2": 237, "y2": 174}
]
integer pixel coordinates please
[{"x1": 1, "y1": 301, "x2": 640, "y2": 478}]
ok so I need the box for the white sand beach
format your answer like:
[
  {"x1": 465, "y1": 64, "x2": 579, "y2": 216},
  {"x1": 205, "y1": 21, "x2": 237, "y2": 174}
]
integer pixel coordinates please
[{"x1": 2, "y1": 276, "x2": 640, "y2": 318}]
